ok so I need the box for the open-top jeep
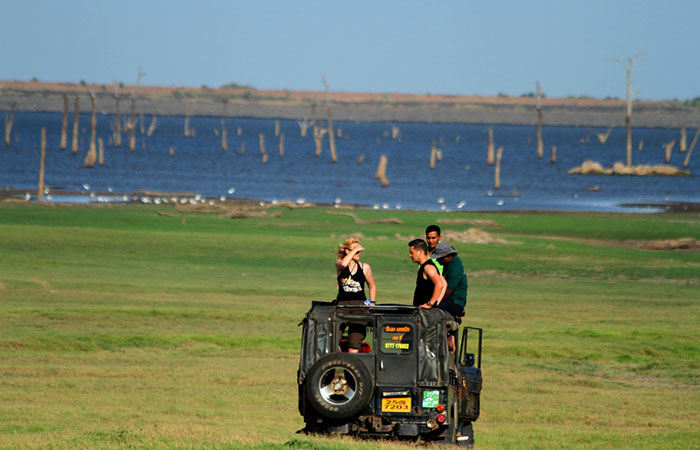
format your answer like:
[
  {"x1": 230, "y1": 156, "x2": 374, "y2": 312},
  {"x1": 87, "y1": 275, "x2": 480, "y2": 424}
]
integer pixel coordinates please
[{"x1": 297, "y1": 302, "x2": 483, "y2": 445}]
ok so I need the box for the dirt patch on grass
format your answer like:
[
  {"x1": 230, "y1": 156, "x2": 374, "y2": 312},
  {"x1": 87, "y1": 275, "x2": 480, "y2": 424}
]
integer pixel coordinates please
[
  {"x1": 172, "y1": 203, "x2": 282, "y2": 219},
  {"x1": 443, "y1": 228, "x2": 519, "y2": 244},
  {"x1": 326, "y1": 211, "x2": 403, "y2": 224},
  {"x1": 625, "y1": 238, "x2": 700, "y2": 251},
  {"x1": 437, "y1": 219, "x2": 501, "y2": 227}
]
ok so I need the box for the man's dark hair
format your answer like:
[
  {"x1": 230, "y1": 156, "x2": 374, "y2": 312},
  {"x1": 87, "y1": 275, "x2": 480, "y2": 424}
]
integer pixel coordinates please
[
  {"x1": 408, "y1": 238, "x2": 428, "y2": 253},
  {"x1": 425, "y1": 224, "x2": 441, "y2": 236}
]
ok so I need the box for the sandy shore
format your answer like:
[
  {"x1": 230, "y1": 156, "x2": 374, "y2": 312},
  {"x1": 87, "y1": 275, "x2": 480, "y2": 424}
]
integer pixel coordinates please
[{"x1": 2, "y1": 80, "x2": 699, "y2": 128}]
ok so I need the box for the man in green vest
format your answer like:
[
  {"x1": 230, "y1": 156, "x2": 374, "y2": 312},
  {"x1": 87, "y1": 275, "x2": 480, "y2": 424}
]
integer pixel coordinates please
[{"x1": 425, "y1": 224, "x2": 443, "y2": 274}]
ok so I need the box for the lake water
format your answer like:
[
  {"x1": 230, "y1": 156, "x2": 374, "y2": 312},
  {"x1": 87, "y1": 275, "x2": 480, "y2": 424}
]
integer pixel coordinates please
[{"x1": 2, "y1": 112, "x2": 698, "y2": 212}]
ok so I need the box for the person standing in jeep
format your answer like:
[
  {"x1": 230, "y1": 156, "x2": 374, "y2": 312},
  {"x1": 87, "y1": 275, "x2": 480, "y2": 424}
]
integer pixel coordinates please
[
  {"x1": 408, "y1": 239, "x2": 446, "y2": 309},
  {"x1": 335, "y1": 238, "x2": 377, "y2": 353}
]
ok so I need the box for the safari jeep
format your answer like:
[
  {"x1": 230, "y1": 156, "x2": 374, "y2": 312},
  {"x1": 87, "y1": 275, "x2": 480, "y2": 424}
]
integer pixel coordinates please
[{"x1": 297, "y1": 302, "x2": 483, "y2": 445}]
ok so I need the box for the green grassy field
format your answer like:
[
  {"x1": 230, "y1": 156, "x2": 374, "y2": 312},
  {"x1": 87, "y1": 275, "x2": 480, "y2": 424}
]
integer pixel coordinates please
[{"x1": 0, "y1": 203, "x2": 698, "y2": 449}]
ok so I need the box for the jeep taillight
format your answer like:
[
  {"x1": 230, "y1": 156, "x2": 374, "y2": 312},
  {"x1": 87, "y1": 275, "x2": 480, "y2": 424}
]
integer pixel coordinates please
[
  {"x1": 436, "y1": 413, "x2": 446, "y2": 424},
  {"x1": 436, "y1": 404, "x2": 445, "y2": 413}
]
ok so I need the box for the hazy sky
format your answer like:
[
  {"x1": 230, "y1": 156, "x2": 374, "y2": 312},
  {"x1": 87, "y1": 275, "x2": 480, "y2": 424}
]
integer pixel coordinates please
[{"x1": 2, "y1": 0, "x2": 698, "y2": 100}]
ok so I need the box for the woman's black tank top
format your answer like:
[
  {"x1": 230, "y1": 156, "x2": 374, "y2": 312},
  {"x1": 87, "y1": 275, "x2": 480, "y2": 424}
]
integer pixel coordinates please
[{"x1": 337, "y1": 262, "x2": 367, "y2": 302}]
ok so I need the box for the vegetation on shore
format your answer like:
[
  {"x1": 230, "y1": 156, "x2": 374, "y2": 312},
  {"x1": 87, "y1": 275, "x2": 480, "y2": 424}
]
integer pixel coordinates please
[{"x1": 0, "y1": 203, "x2": 698, "y2": 449}]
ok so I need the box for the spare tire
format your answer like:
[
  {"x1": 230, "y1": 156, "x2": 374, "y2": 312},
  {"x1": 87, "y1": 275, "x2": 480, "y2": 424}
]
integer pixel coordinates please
[{"x1": 305, "y1": 353, "x2": 373, "y2": 420}]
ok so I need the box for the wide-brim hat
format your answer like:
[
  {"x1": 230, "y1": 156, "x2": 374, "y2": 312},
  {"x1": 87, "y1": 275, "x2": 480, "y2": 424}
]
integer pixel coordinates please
[{"x1": 432, "y1": 242, "x2": 458, "y2": 259}]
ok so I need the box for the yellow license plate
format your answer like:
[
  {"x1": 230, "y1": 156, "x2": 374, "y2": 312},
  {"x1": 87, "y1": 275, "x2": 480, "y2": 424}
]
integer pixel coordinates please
[{"x1": 381, "y1": 397, "x2": 411, "y2": 412}]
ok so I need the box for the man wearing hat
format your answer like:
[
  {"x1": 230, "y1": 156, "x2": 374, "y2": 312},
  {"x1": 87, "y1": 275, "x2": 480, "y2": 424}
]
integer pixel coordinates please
[{"x1": 431, "y1": 242, "x2": 468, "y2": 321}]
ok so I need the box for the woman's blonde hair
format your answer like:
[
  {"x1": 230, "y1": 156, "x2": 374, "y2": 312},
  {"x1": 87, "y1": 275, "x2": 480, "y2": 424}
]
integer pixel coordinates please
[{"x1": 337, "y1": 237, "x2": 360, "y2": 259}]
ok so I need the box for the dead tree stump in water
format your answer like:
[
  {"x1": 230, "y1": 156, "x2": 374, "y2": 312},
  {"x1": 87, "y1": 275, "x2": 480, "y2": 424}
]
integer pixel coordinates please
[
  {"x1": 221, "y1": 99, "x2": 228, "y2": 151},
  {"x1": 298, "y1": 118, "x2": 311, "y2": 137},
  {"x1": 128, "y1": 97, "x2": 136, "y2": 151},
  {"x1": 5, "y1": 102, "x2": 16, "y2": 147},
  {"x1": 113, "y1": 89, "x2": 122, "y2": 147},
  {"x1": 376, "y1": 155, "x2": 389, "y2": 187},
  {"x1": 147, "y1": 114, "x2": 157, "y2": 137},
  {"x1": 664, "y1": 140, "x2": 675, "y2": 163},
  {"x1": 638, "y1": 139, "x2": 644, "y2": 152},
  {"x1": 98, "y1": 137, "x2": 104, "y2": 166},
  {"x1": 184, "y1": 111, "x2": 191, "y2": 137},
  {"x1": 275, "y1": 119, "x2": 280, "y2": 137},
  {"x1": 89, "y1": 92, "x2": 97, "y2": 159},
  {"x1": 683, "y1": 128, "x2": 699, "y2": 168},
  {"x1": 430, "y1": 141, "x2": 437, "y2": 169},
  {"x1": 551, "y1": 146, "x2": 557, "y2": 164},
  {"x1": 328, "y1": 108, "x2": 337, "y2": 163},
  {"x1": 680, "y1": 123, "x2": 687, "y2": 152},
  {"x1": 71, "y1": 97, "x2": 80, "y2": 154},
  {"x1": 60, "y1": 95, "x2": 68, "y2": 150},
  {"x1": 494, "y1": 146, "x2": 504, "y2": 190},
  {"x1": 487, "y1": 126, "x2": 495, "y2": 166},
  {"x1": 613, "y1": 53, "x2": 643, "y2": 167},
  {"x1": 38, "y1": 128, "x2": 46, "y2": 203},
  {"x1": 279, "y1": 132, "x2": 285, "y2": 156},
  {"x1": 536, "y1": 82, "x2": 543, "y2": 159}
]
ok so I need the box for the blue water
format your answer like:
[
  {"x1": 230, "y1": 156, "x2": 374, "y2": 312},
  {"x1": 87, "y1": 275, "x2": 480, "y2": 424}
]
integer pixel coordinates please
[{"x1": 2, "y1": 112, "x2": 698, "y2": 211}]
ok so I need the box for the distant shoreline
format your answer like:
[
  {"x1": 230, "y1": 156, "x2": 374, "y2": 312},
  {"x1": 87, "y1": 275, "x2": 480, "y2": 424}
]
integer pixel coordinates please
[{"x1": 2, "y1": 80, "x2": 699, "y2": 128}]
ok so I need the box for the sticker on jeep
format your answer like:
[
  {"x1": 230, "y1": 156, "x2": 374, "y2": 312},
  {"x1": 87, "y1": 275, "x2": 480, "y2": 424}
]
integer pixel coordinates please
[{"x1": 380, "y1": 324, "x2": 413, "y2": 354}]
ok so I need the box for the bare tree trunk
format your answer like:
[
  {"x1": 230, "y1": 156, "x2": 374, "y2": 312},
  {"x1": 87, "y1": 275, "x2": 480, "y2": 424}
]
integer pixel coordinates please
[
  {"x1": 356, "y1": 155, "x2": 365, "y2": 165},
  {"x1": 683, "y1": 128, "x2": 699, "y2": 168},
  {"x1": 184, "y1": 112, "x2": 191, "y2": 137},
  {"x1": 114, "y1": 96, "x2": 122, "y2": 147},
  {"x1": 680, "y1": 123, "x2": 687, "y2": 152},
  {"x1": 84, "y1": 141, "x2": 96, "y2": 167},
  {"x1": 430, "y1": 140, "x2": 437, "y2": 169},
  {"x1": 328, "y1": 107, "x2": 337, "y2": 163},
  {"x1": 169, "y1": 147, "x2": 174, "y2": 156},
  {"x1": 98, "y1": 137, "x2": 104, "y2": 166},
  {"x1": 487, "y1": 126, "x2": 495, "y2": 165},
  {"x1": 60, "y1": 95, "x2": 68, "y2": 150},
  {"x1": 221, "y1": 100, "x2": 228, "y2": 151},
  {"x1": 237, "y1": 126, "x2": 242, "y2": 136},
  {"x1": 551, "y1": 146, "x2": 557, "y2": 164},
  {"x1": 313, "y1": 124, "x2": 326, "y2": 157},
  {"x1": 275, "y1": 119, "x2": 280, "y2": 137},
  {"x1": 279, "y1": 132, "x2": 285, "y2": 156},
  {"x1": 638, "y1": 139, "x2": 644, "y2": 152},
  {"x1": 146, "y1": 114, "x2": 157, "y2": 136},
  {"x1": 626, "y1": 115, "x2": 632, "y2": 167},
  {"x1": 494, "y1": 146, "x2": 504, "y2": 190},
  {"x1": 536, "y1": 82, "x2": 543, "y2": 159},
  {"x1": 613, "y1": 54, "x2": 643, "y2": 166},
  {"x1": 71, "y1": 97, "x2": 80, "y2": 154},
  {"x1": 4, "y1": 102, "x2": 16, "y2": 147},
  {"x1": 298, "y1": 118, "x2": 311, "y2": 137},
  {"x1": 38, "y1": 128, "x2": 46, "y2": 203},
  {"x1": 89, "y1": 94, "x2": 97, "y2": 158},
  {"x1": 391, "y1": 126, "x2": 400, "y2": 140},
  {"x1": 259, "y1": 133, "x2": 267, "y2": 163},
  {"x1": 664, "y1": 140, "x2": 675, "y2": 163},
  {"x1": 139, "y1": 112, "x2": 145, "y2": 135},
  {"x1": 376, "y1": 155, "x2": 389, "y2": 187},
  {"x1": 129, "y1": 97, "x2": 136, "y2": 151}
]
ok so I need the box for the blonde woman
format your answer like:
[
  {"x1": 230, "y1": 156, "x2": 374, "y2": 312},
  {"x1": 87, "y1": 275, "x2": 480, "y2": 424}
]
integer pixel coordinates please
[{"x1": 335, "y1": 238, "x2": 377, "y2": 353}]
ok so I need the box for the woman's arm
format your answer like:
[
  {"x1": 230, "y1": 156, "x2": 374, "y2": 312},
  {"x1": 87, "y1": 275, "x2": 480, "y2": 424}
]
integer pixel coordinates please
[
  {"x1": 336, "y1": 245, "x2": 364, "y2": 272},
  {"x1": 364, "y1": 263, "x2": 377, "y2": 303}
]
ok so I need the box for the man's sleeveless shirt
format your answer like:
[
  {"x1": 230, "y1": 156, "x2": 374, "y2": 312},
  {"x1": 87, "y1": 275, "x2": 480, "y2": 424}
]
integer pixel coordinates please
[{"x1": 413, "y1": 259, "x2": 437, "y2": 306}]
